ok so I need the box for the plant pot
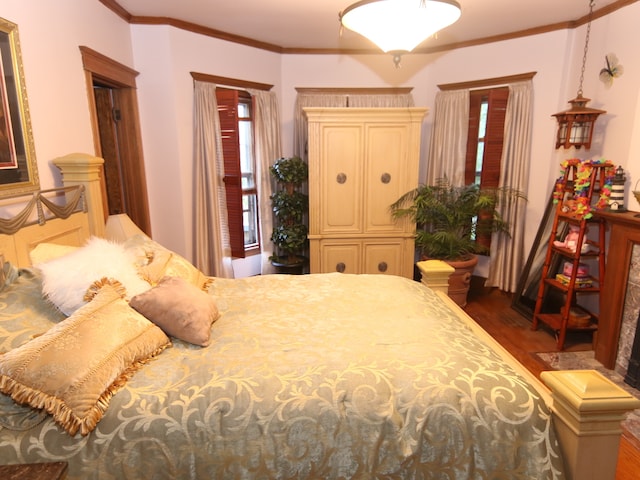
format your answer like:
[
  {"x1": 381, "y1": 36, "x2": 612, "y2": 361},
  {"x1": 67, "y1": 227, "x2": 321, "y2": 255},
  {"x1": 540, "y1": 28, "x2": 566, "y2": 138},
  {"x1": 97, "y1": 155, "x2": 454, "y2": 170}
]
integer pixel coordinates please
[
  {"x1": 419, "y1": 254, "x2": 478, "y2": 307},
  {"x1": 445, "y1": 255, "x2": 478, "y2": 307},
  {"x1": 271, "y1": 256, "x2": 307, "y2": 275}
]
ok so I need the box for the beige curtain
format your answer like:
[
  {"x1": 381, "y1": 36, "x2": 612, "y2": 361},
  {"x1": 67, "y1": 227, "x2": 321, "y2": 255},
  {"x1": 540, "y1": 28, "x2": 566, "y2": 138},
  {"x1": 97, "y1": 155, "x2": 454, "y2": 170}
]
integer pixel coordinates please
[
  {"x1": 193, "y1": 81, "x2": 234, "y2": 278},
  {"x1": 347, "y1": 94, "x2": 414, "y2": 108},
  {"x1": 426, "y1": 89, "x2": 469, "y2": 186},
  {"x1": 293, "y1": 94, "x2": 347, "y2": 159},
  {"x1": 248, "y1": 89, "x2": 282, "y2": 274},
  {"x1": 486, "y1": 81, "x2": 533, "y2": 292}
]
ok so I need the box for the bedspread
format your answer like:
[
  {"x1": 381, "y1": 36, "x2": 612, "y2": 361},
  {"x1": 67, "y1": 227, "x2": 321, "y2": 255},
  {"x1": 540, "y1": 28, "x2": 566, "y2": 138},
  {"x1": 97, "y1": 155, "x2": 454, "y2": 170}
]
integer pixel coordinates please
[{"x1": 0, "y1": 269, "x2": 565, "y2": 479}]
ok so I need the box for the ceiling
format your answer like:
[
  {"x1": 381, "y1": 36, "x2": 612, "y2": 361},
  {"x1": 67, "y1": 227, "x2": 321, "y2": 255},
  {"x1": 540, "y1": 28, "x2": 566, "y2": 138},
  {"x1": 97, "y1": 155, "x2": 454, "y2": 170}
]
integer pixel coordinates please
[{"x1": 112, "y1": 0, "x2": 626, "y2": 53}]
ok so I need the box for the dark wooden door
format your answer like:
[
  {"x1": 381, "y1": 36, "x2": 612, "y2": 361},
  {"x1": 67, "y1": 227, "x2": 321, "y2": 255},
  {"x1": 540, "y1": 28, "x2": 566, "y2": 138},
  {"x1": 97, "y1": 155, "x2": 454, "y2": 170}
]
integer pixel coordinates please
[{"x1": 94, "y1": 86, "x2": 126, "y2": 215}]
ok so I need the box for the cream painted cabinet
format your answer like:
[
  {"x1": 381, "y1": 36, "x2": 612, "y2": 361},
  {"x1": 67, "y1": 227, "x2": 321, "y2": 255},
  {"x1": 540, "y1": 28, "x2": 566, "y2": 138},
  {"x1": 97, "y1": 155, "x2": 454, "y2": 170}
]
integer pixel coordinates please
[{"x1": 305, "y1": 107, "x2": 427, "y2": 279}]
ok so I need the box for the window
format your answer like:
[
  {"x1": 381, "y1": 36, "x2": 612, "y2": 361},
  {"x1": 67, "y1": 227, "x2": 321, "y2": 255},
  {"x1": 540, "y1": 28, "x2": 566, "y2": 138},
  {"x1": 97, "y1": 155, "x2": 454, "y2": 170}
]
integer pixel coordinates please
[
  {"x1": 465, "y1": 87, "x2": 509, "y2": 248},
  {"x1": 216, "y1": 88, "x2": 260, "y2": 258}
]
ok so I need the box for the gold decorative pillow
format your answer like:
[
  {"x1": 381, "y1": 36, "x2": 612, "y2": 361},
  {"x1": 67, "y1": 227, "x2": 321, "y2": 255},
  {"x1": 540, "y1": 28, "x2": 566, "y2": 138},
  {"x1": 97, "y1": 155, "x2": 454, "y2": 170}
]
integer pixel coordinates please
[
  {"x1": 0, "y1": 283, "x2": 170, "y2": 436},
  {"x1": 130, "y1": 276, "x2": 219, "y2": 347},
  {"x1": 124, "y1": 234, "x2": 211, "y2": 289}
]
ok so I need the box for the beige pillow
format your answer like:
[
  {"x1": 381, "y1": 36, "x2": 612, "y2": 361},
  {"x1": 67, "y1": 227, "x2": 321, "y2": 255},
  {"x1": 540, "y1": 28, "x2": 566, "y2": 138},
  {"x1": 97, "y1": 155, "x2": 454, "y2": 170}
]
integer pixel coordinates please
[
  {"x1": 130, "y1": 276, "x2": 219, "y2": 347},
  {"x1": 0, "y1": 283, "x2": 170, "y2": 436}
]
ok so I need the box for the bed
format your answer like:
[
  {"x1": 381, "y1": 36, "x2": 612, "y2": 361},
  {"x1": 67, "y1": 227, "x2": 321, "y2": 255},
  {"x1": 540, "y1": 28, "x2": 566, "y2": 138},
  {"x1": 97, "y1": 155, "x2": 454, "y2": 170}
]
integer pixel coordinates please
[{"x1": 0, "y1": 155, "x2": 637, "y2": 480}]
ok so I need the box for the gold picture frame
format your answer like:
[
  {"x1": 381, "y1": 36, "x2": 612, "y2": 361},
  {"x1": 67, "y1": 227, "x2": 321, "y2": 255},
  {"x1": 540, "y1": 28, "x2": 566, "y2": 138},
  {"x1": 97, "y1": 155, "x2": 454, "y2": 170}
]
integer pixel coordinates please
[{"x1": 0, "y1": 17, "x2": 38, "y2": 197}]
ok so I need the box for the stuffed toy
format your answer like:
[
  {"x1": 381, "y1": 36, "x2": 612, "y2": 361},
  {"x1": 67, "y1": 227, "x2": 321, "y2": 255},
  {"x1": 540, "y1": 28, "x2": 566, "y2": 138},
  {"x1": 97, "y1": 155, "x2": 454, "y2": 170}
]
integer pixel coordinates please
[{"x1": 554, "y1": 224, "x2": 589, "y2": 253}]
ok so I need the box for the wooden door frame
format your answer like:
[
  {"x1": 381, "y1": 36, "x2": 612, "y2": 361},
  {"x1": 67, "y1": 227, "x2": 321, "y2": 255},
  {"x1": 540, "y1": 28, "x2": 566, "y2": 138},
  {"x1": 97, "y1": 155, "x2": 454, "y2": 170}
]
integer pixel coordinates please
[{"x1": 79, "y1": 45, "x2": 151, "y2": 235}]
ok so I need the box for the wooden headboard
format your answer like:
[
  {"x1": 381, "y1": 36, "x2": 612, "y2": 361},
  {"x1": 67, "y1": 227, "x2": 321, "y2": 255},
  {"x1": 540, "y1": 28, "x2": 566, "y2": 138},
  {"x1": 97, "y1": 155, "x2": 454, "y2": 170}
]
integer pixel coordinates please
[
  {"x1": 0, "y1": 187, "x2": 91, "y2": 267},
  {"x1": 0, "y1": 153, "x2": 106, "y2": 267}
]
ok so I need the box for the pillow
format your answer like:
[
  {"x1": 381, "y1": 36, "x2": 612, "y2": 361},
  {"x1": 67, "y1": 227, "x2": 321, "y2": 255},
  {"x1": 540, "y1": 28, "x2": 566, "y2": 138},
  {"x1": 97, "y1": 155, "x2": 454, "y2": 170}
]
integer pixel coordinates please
[
  {"x1": 130, "y1": 276, "x2": 219, "y2": 347},
  {"x1": 124, "y1": 234, "x2": 211, "y2": 289},
  {"x1": 0, "y1": 282, "x2": 170, "y2": 436},
  {"x1": 36, "y1": 236, "x2": 151, "y2": 315},
  {"x1": 29, "y1": 243, "x2": 79, "y2": 265}
]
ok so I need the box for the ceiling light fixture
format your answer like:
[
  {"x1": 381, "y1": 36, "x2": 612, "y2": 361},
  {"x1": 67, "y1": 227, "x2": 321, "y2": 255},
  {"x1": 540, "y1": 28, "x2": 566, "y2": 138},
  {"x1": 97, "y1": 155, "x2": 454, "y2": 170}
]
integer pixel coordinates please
[
  {"x1": 552, "y1": 0, "x2": 605, "y2": 150},
  {"x1": 339, "y1": 0, "x2": 462, "y2": 67}
]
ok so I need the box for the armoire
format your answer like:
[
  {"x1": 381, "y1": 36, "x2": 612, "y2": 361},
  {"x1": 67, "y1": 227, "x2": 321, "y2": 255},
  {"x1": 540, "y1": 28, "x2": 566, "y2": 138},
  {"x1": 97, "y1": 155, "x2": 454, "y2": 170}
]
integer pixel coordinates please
[{"x1": 304, "y1": 107, "x2": 427, "y2": 279}]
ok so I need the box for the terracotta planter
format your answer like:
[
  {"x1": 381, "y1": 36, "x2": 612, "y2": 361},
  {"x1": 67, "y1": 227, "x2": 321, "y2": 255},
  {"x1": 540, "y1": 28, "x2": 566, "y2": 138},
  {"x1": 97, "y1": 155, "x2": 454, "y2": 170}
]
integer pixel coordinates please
[
  {"x1": 420, "y1": 255, "x2": 478, "y2": 307},
  {"x1": 445, "y1": 255, "x2": 478, "y2": 307}
]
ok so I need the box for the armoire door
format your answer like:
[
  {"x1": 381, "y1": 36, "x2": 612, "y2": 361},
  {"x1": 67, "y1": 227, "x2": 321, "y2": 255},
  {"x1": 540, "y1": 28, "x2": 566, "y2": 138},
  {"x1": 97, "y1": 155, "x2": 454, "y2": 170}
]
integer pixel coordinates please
[
  {"x1": 364, "y1": 124, "x2": 412, "y2": 234},
  {"x1": 318, "y1": 125, "x2": 363, "y2": 235}
]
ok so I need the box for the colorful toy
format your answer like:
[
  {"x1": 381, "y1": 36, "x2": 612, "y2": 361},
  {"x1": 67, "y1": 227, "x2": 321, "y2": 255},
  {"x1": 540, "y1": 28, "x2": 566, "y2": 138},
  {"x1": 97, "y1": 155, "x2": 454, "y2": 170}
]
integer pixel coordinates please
[{"x1": 554, "y1": 224, "x2": 589, "y2": 253}]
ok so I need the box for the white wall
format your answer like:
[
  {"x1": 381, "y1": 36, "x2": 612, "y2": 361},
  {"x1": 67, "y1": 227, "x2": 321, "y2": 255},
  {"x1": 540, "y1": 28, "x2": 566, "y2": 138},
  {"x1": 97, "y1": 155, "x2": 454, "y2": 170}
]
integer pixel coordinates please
[
  {"x1": 1, "y1": 0, "x2": 134, "y2": 187},
  {"x1": 129, "y1": 26, "x2": 282, "y2": 258},
  {"x1": 2, "y1": 0, "x2": 639, "y2": 277}
]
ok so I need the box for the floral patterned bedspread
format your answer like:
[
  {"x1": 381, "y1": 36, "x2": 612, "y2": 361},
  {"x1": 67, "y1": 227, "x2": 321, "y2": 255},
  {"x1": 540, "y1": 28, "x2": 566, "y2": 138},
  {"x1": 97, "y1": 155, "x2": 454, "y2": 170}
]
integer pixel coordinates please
[{"x1": 0, "y1": 269, "x2": 565, "y2": 479}]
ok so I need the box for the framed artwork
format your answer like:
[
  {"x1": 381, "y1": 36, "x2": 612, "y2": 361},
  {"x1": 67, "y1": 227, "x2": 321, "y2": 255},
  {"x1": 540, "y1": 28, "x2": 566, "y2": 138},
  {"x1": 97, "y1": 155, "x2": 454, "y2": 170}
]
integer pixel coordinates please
[{"x1": 0, "y1": 17, "x2": 38, "y2": 197}]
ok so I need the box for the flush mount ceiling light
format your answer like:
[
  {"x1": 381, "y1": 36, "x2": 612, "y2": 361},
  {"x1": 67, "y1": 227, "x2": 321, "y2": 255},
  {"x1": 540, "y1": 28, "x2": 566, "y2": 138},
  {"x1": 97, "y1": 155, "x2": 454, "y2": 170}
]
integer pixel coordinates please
[
  {"x1": 552, "y1": 0, "x2": 605, "y2": 149},
  {"x1": 339, "y1": 0, "x2": 461, "y2": 67}
]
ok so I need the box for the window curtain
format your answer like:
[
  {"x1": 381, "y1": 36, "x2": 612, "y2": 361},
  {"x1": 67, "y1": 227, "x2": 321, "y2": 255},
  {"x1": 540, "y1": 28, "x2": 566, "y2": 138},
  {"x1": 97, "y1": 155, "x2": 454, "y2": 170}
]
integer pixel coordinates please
[
  {"x1": 293, "y1": 94, "x2": 347, "y2": 159},
  {"x1": 486, "y1": 81, "x2": 533, "y2": 292},
  {"x1": 347, "y1": 94, "x2": 414, "y2": 108},
  {"x1": 425, "y1": 89, "x2": 469, "y2": 186},
  {"x1": 247, "y1": 88, "x2": 282, "y2": 275},
  {"x1": 192, "y1": 81, "x2": 234, "y2": 278}
]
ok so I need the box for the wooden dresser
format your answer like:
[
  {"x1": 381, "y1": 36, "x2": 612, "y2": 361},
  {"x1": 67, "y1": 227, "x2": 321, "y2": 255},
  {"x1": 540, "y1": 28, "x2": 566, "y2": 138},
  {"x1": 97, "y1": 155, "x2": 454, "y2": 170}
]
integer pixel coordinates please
[{"x1": 304, "y1": 107, "x2": 427, "y2": 279}]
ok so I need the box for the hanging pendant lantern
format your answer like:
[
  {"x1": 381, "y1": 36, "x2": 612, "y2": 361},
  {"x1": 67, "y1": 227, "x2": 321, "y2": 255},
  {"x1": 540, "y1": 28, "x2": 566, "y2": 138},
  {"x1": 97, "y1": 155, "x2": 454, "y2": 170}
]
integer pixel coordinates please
[
  {"x1": 553, "y1": 0, "x2": 606, "y2": 150},
  {"x1": 552, "y1": 94, "x2": 605, "y2": 149}
]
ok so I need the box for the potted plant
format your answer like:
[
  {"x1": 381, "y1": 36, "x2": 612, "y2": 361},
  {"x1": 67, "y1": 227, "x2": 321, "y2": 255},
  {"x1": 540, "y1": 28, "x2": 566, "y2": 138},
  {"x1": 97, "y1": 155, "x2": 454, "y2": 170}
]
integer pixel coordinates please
[
  {"x1": 390, "y1": 177, "x2": 525, "y2": 306},
  {"x1": 269, "y1": 156, "x2": 309, "y2": 274}
]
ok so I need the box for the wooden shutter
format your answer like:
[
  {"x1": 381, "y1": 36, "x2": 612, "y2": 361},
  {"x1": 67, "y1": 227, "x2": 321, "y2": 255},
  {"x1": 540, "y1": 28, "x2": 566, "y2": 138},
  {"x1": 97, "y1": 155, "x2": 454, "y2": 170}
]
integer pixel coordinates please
[
  {"x1": 465, "y1": 87, "x2": 509, "y2": 250},
  {"x1": 216, "y1": 89, "x2": 245, "y2": 258},
  {"x1": 481, "y1": 87, "x2": 509, "y2": 188},
  {"x1": 465, "y1": 87, "x2": 509, "y2": 187},
  {"x1": 465, "y1": 92, "x2": 483, "y2": 185}
]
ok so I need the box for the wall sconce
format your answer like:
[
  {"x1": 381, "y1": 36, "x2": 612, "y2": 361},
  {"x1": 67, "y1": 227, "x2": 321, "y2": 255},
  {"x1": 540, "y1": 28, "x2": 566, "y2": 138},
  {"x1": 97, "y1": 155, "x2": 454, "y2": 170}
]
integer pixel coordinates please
[{"x1": 552, "y1": 0, "x2": 606, "y2": 149}]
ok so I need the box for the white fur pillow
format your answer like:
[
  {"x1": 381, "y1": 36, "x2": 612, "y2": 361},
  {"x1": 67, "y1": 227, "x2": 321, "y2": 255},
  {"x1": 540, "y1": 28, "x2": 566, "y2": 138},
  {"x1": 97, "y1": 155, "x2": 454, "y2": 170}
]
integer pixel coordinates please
[{"x1": 36, "y1": 237, "x2": 151, "y2": 316}]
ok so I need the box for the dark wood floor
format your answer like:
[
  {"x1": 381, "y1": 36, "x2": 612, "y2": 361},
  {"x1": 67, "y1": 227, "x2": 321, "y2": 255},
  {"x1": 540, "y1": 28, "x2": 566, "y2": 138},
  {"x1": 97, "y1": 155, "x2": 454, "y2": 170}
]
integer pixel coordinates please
[{"x1": 463, "y1": 279, "x2": 640, "y2": 480}]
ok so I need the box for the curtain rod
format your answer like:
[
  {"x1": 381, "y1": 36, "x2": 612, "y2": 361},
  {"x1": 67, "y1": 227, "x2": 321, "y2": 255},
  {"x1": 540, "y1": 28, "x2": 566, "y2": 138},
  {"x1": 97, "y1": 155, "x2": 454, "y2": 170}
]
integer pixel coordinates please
[
  {"x1": 191, "y1": 72, "x2": 273, "y2": 91},
  {"x1": 438, "y1": 72, "x2": 536, "y2": 91}
]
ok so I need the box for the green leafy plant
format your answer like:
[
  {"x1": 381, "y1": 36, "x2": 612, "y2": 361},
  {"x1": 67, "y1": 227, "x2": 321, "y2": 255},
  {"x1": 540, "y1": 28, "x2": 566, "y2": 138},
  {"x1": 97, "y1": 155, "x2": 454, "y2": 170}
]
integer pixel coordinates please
[
  {"x1": 270, "y1": 155, "x2": 309, "y2": 185},
  {"x1": 390, "y1": 177, "x2": 525, "y2": 261},
  {"x1": 269, "y1": 156, "x2": 308, "y2": 267}
]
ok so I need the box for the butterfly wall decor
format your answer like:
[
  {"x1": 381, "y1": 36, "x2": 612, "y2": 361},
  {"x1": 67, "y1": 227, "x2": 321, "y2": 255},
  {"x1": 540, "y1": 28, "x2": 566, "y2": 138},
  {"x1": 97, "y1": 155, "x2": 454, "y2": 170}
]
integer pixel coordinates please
[{"x1": 599, "y1": 53, "x2": 623, "y2": 87}]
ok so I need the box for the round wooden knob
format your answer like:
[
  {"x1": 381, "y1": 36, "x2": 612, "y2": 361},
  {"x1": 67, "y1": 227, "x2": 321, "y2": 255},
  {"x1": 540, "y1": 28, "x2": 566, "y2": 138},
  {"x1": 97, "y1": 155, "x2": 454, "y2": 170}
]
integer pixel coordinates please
[
  {"x1": 378, "y1": 262, "x2": 388, "y2": 272},
  {"x1": 380, "y1": 173, "x2": 391, "y2": 184},
  {"x1": 336, "y1": 173, "x2": 347, "y2": 184},
  {"x1": 336, "y1": 262, "x2": 346, "y2": 273}
]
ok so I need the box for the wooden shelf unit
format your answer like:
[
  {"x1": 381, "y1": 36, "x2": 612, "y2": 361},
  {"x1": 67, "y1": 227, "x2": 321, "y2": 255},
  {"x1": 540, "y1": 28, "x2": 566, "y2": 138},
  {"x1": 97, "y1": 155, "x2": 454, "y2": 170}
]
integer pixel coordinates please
[{"x1": 532, "y1": 162, "x2": 610, "y2": 350}]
